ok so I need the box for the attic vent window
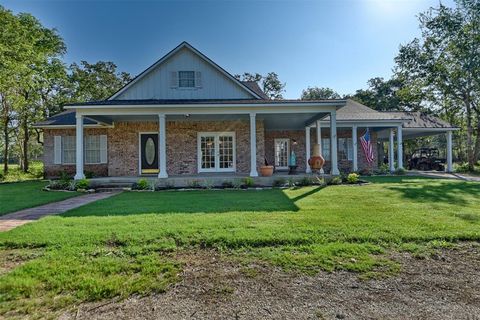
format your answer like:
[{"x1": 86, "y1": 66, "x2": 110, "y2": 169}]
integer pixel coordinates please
[{"x1": 178, "y1": 71, "x2": 195, "y2": 88}]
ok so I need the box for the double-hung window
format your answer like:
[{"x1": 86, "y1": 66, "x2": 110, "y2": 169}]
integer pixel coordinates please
[
  {"x1": 60, "y1": 135, "x2": 105, "y2": 164},
  {"x1": 62, "y1": 136, "x2": 76, "y2": 164},
  {"x1": 178, "y1": 71, "x2": 195, "y2": 88}
]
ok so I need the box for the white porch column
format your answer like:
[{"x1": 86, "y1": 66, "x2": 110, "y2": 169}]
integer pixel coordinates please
[
  {"x1": 446, "y1": 130, "x2": 453, "y2": 173},
  {"x1": 330, "y1": 111, "x2": 340, "y2": 175},
  {"x1": 74, "y1": 113, "x2": 85, "y2": 180},
  {"x1": 249, "y1": 112, "x2": 258, "y2": 177},
  {"x1": 158, "y1": 113, "x2": 168, "y2": 178},
  {"x1": 316, "y1": 120, "x2": 324, "y2": 174},
  {"x1": 352, "y1": 125, "x2": 358, "y2": 172},
  {"x1": 389, "y1": 128, "x2": 395, "y2": 173},
  {"x1": 397, "y1": 125, "x2": 404, "y2": 169},
  {"x1": 305, "y1": 126, "x2": 311, "y2": 173}
]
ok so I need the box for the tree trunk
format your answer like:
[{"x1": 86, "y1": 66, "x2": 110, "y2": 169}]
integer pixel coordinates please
[
  {"x1": 474, "y1": 113, "x2": 480, "y2": 164},
  {"x1": 22, "y1": 114, "x2": 29, "y2": 172},
  {"x1": 3, "y1": 116, "x2": 9, "y2": 174},
  {"x1": 465, "y1": 100, "x2": 475, "y2": 171}
]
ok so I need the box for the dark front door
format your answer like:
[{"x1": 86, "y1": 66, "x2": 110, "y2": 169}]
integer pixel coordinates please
[{"x1": 140, "y1": 134, "x2": 159, "y2": 174}]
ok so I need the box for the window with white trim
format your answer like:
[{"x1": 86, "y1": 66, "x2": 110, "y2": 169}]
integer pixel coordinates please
[
  {"x1": 61, "y1": 135, "x2": 104, "y2": 164},
  {"x1": 62, "y1": 136, "x2": 76, "y2": 164},
  {"x1": 338, "y1": 138, "x2": 353, "y2": 161},
  {"x1": 85, "y1": 135, "x2": 101, "y2": 164},
  {"x1": 178, "y1": 71, "x2": 195, "y2": 88}
]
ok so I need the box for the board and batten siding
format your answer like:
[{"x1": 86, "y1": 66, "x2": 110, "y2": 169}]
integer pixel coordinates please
[{"x1": 115, "y1": 47, "x2": 254, "y2": 100}]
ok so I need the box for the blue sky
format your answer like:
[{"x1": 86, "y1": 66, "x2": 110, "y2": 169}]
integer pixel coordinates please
[{"x1": 3, "y1": 0, "x2": 455, "y2": 99}]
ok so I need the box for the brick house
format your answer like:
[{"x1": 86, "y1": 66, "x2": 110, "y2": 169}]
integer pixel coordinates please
[{"x1": 34, "y1": 42, "x2": 457, "y2": 182}]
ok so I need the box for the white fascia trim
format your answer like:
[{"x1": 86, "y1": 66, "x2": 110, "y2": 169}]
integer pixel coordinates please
[
  {"x1": 71, "y1": 106, "x2": 341, "y2": 117},
  {"x1": 32, "y1": 124, "x2": 114, "y2": 129},
  {"x1": 109, "y1": 42, "x2": 262, "y2": 100}
]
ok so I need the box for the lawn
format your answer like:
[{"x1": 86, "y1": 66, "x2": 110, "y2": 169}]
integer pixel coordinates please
[
  {"x1": 1, "y1": 176, "x2": 480, "y2": 317},
  {"x1": 0, "y1": 161, "x2": 43, "y2": 183},
  {"x1": 0, "y1": 181, "x2": 79, "y2": 216}
]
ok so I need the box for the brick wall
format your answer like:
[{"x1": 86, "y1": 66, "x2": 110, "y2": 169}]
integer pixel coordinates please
[
  {"x1": 265, "y1": 128, "x2": 378, "y2": 174},
  {"x1": 107, "y1": 120, "x2": 265, "y2": 176},
  {"x1": 43, "y1": 128, "x2": 109, "y2": 178}
]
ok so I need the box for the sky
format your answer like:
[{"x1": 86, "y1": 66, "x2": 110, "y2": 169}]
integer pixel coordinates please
[{"x1": 2, "y1": 0, "x2": 456, "y2": 99}]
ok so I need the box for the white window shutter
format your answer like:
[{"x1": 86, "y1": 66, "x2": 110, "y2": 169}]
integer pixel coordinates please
[
  {"x1": 170, "y1": 71, "x2": 178, "y2": 88},
  {"x1": 100, "y1": 135, "x2": 108, "y2": 164},
  {"x1": 54, "y1": 136, "x2": 62, "y2": 164},
  {"x1": 195, "y1": 71, "x2": 202, "y2": 88}
]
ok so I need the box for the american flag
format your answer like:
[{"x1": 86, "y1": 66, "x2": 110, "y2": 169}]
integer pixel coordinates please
[{"x1": 360, "y1": 128, "x2": 374, "y2": 163}]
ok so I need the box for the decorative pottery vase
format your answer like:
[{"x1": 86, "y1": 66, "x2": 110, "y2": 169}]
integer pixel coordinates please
[
  {"x1": 308, "y1": 144, "x2": 325, "y2": 170},
  {"x1": 259, "y1": 165, "x2": 274, "y2": 177}
]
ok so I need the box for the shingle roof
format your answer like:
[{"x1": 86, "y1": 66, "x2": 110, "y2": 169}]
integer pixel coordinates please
[
  {"x1": 33, "y1": 110, "x2": 105, "y2": 127},
  {"x1": 324, "y1": 100, "x2": 404, "y2": 121},
  {"x1": 241, "y1": 81, "x2": 269, "y2": 100},
  {"x1": 384, "y1": 111, "x2": 456, "y2": 129}
]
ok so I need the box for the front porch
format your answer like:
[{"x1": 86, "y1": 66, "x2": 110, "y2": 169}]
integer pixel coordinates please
[{"x1": 89, "y1": 172, "x2": 331, "y2": 189}]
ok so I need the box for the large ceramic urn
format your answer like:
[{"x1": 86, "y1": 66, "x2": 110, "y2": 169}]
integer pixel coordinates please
[{"x1": 308, "y1": 144, "x2": 325, "y2": 170}]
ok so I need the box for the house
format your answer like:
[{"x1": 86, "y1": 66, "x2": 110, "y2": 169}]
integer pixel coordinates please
[{"x1": 34, "y1": 42, "x2": 457, "y2": 184}]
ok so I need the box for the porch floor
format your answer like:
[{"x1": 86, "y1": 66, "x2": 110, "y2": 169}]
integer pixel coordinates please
[{"x1": 89, "y1": 172, "x2": 331, "y2": 188}]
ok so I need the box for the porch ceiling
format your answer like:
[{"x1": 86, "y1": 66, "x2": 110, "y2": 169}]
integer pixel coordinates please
[{"x1": 376, "y1": 127, "x2": 454, "y2": 141}]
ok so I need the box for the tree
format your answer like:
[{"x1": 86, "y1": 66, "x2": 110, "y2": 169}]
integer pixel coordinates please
[
  {"x1": 349, "y1": 77, "x2": 425, "y2": 111},
  {"x1": 0, "y1": 6, "x2": 66, "y2": 172},
  {"x1": 235, "y1": 72, "x2": 285, "y2": 100},
  {"x1": 67, "y1": 61, "x2": 131, "y2": 102},
  {"x1": 394, "y1": 0, "x2": 480, "y2": 169},
  {"x1": 301, "y1": 87, "x2": 341, "y2": 100}
]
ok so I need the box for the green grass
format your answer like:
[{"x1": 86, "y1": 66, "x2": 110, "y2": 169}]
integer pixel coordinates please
[
  {"x1": 0, "y1": 181, "x2": 80, "y2": 216},
  {"x1": 0, "y1": 161, "x2": 43, "y2": 183},
  {"x1": 1, "y1": 176, "x2": 480, "y2": 317}
]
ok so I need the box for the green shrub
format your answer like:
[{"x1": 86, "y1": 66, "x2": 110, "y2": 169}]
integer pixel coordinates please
[
  {"x1": 394, "y1": 168, "x2": 406, "y2": 175},
  {"x1": 0, "y1": 172, "x2": 4, "y2": 181},
  {"x1": 47, "y1": 180, "x2": 67, "y2": 190},
  {"x1": 242, "y1": 177, "x2": 255, "y2": 188},
  {"x1": 75, "y1": 179, "x2": 90, "y2": 190},
  {"x1": 133, "y1": 178, "x2": 150, "y2": 190},
  {"x1": 273, "y1": 178, "x2": 286, "y2": 187},
  {"x1": 232, "y1": 179, "x2": 243, "y2": 189},
  {"x1": 326, "y1": 176, "x2": 342, "y2": 185},
  {"x1": 67, "y1": 180, "x2": 77, "y2": 191},
  {"x1": 59, "y1": 171, "x2": 71, "y2": 184},
  {"x1": 347, "y1": 173, "x2": 360, "y2": 184},
  {"x1": 188, "y1": 180, "x2": 201, "y2": 189},
  {"x1": 375, "y1": 163, "x2": 390, "y2": 175},
  {"x1": 297, "y1": 177, "x2": 313, "y2": 187}
]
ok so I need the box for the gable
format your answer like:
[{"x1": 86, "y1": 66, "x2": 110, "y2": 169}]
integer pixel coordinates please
[{"x1": 112, "y1": 44, "x2": 260, "y2": 100}]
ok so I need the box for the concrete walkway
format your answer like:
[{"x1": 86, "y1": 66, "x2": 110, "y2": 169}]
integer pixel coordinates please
[
  {"x1": 0, "y1": 191, "x2": 120, "y2": 232},
  {"x1": 408, "y1": 171, "x2": 480, "y2": 182}
]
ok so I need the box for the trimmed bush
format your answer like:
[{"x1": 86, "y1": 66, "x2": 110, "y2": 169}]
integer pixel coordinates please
[
  {"x1": 75, "y1": 179, "x2": 90, "y2": 190},
  {"x1": 394, "y1": 168, "x2": 406, "y2": 175},
  {"x1": 242, "y1": 177, "x2": 255, "y2": 188},
  {"x1": 347, "y1": 173, "x2": 360, "y2": 184},
  {"x1": 133, "y1": 178, "x2": 150, "y2": 190}
]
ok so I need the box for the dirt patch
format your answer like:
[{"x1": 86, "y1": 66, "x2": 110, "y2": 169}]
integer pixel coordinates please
[
  {"x1": 61, "y1": 243, "x2": 480, "y2": 320},
  {"x1": 0, "y1": 248, "x2": 43, "y2": 276}
]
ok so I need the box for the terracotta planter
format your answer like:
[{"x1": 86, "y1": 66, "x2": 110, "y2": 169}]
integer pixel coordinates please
[
  {"x1": 308, "y1": 155, "x2": 325, "y2": 170},
  {"x1": 259, "y1": 165, "x2": 274, "y2": 177}
]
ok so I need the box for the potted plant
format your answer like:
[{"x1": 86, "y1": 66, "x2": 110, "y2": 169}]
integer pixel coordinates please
[{"x1": 259, "y1": 158, "x2": 274, "y2": 177}]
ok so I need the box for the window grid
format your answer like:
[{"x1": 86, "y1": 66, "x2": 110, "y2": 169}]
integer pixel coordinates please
[
  {"x1": 62, "y1": 136, "x2": 76, "y2": 164},
  {"x1": 85, "y1": 136, "x2": 101, "y2": 164},
  {"x1": 274, "y1": 139, "x2": 289, "y2": 168},
  {"x1": 178, "y1": 71, "x2": 195, "y2": 88},
  {"x1": 61, "y1": 135, "x2": 102, "y2": 165},
  {"x1": 201, "y1": 136, "x2": 215, "y2": 169},
  {"x1": 219, "y1": 136, "x2": 233, "y2": 169}
]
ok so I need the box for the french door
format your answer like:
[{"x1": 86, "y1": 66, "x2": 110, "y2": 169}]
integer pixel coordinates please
[
  {"x1": 274, "y1": 138, "x2": 290, "y2": 169},
  {"x1": 198, "y1": 132, "x2": 236, "y2": 172}
]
